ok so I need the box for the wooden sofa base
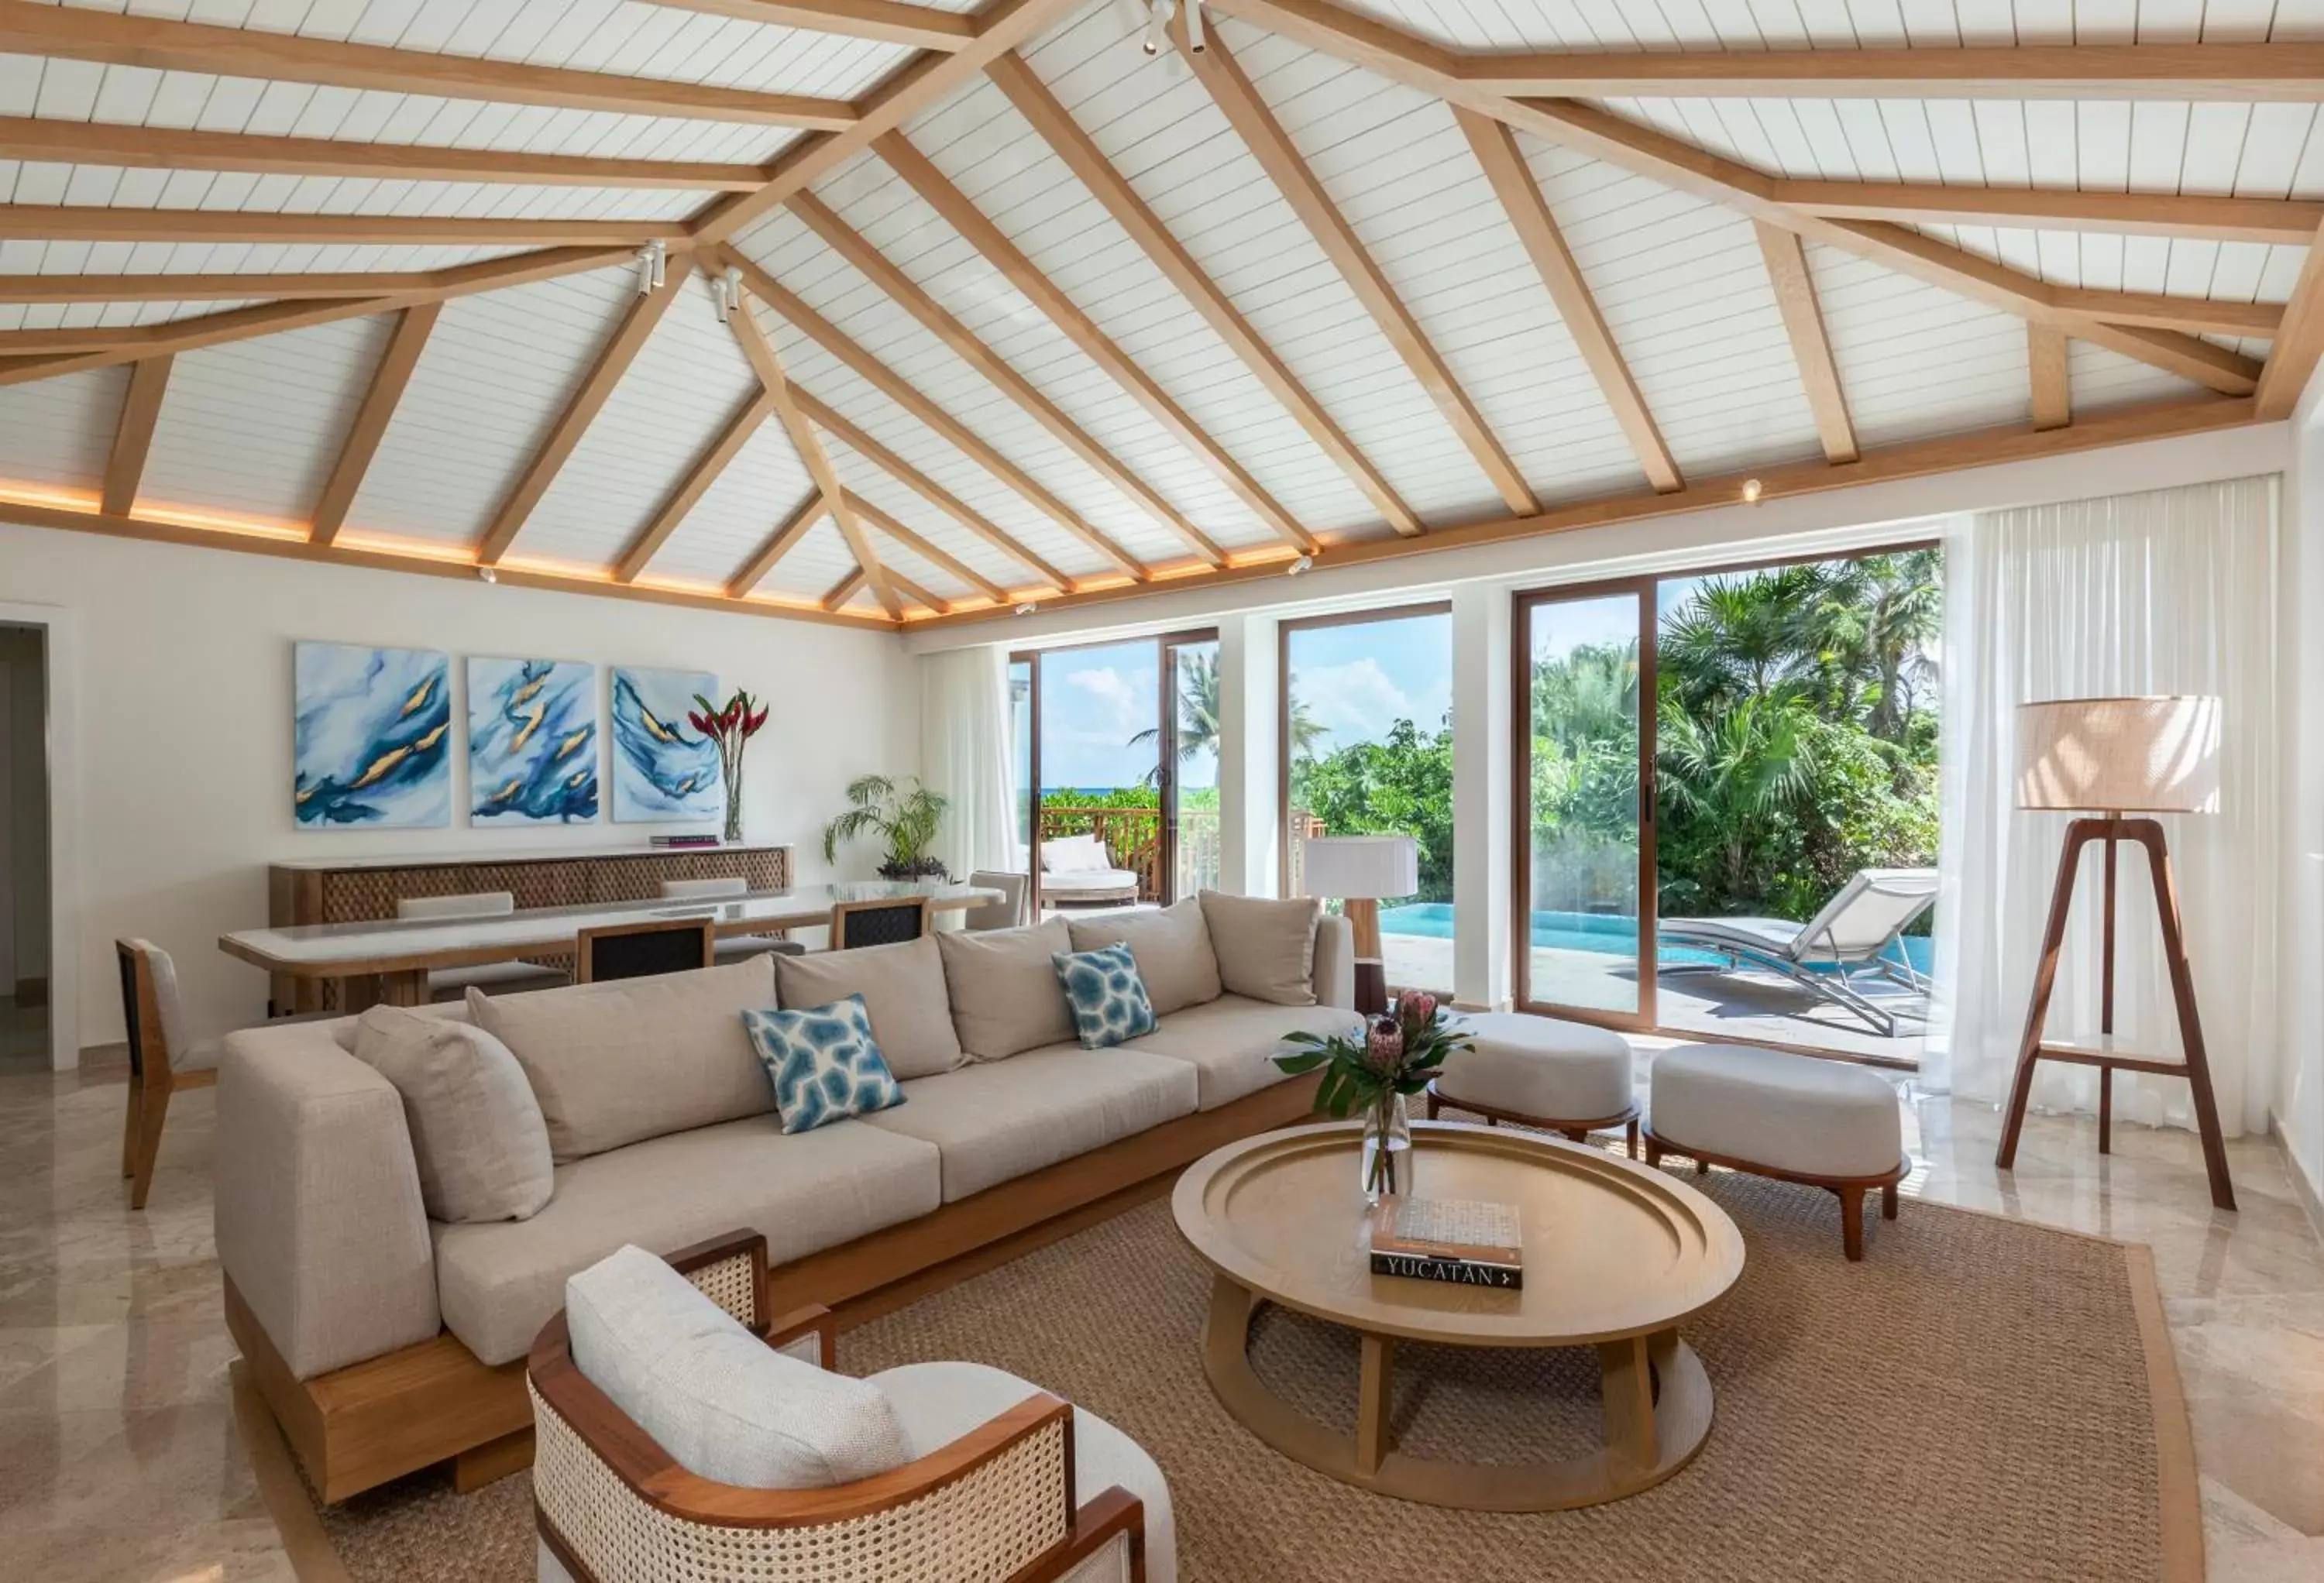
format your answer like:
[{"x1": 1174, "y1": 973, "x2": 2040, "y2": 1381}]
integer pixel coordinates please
[{"x1": 231, "y1": 1072, "x2": 1323, "y2": 1502}]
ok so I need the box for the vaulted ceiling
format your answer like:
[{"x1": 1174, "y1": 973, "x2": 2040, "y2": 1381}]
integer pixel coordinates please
[{"x1": 1, "y1": 0, "x2": 2316, "y2": 629}]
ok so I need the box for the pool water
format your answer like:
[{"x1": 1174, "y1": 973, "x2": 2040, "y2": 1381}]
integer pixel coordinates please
[{"x1": 1377, "y1": 901, "x2": 1933, "y2": 976}]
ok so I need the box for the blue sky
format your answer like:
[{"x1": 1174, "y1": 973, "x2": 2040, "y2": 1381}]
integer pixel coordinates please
[{"x1": 1031, "y1": 614, "x2": 1455, "y2": 790}]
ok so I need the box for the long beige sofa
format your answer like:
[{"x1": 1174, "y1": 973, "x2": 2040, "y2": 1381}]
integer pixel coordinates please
[{"x1": 216, "y1": 894, "x2": 1353, "y2": 1501}]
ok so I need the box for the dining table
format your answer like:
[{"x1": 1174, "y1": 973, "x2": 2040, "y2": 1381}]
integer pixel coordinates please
[{"x1": 218, "y1": 879, "x2": 1004, "y2": 1011}]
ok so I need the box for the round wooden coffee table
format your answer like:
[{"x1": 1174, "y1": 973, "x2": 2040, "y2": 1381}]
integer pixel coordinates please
[{"x1": 1173, "y1": 1119, "x2": 1745, "y2": 1510}]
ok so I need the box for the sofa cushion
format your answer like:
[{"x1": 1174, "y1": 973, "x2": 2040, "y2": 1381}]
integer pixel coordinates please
[
  {"x1": 466, "y1": 957, "x2": 778, "y2": 1164},
  {"x1": 348, "y1": 1004, "x2": 552, "y2": 1224},
  {"x1": 1198, "y1": 891, "x2": 1320, "y2": 1006},
  {"x1": 775, "y1": 936, "x2": 963, "y2": 1080},
  {"x1": 1066, "y1": 900, "x2": 1222, "y2": 1017},
  {"x1": 567, "y1": 1245, "x2": 909, "y2": 1489},
  {"x1": 744, "y1": 997, "x2": 904, "y2": 1134},
  {"x1": 937, "y1": 918, "x2": 1074, "y2": 1059},
  {"x1": 861, "y1": 1048, "x2": 1198, "y2": 1203},
  {"x1": 433, "y1": 1116, "x2": 941, "y2": 1366},
  {"x1": 1054, "y1": 943, "x2": 1158, "y2": 1050},
  {"x1": 1123, "y1": 996, "x2": 1362, "y2": 1111}
]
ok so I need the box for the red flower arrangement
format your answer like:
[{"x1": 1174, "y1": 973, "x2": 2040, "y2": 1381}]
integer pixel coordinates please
[{"x1": 689, "y1": 690, "x2": 769, "y2": 843}]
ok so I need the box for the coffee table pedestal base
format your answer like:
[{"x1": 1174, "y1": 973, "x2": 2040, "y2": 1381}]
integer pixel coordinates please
[{"x1": 1203, "y1": 1276, "x2": 1715, "y2": 1511}]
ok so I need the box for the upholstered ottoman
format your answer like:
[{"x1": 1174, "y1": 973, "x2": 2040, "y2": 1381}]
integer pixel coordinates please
[
  {"x1": 1424, "y1": 1011, "x2": 1639, "y2": 1156},
  {"x1": 1643, "y1": 1043, "x2": 1908, "y2": 1260}
]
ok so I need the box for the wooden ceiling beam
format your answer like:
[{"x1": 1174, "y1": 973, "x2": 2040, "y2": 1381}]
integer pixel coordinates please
[
  {"x1": 1178, "y1": 20, "x2": 1538, "y2": 516},
  {"x1": 0, "y1": 246, "x2": 632, "y2": 386},
  {"x1": 1452, "y1": 41, "x2": 2324, "y2": 101},
  {"x1": 843, "y1": 493, "x2": 1010, "y2": 603},
  {"x1": 875, "y1": 129, "x2": 1315, "y2": 553},
  {"x1": 2257, "y1": 220, "x2": 2324, "y2": 422},
  {"x1": 787, "y1": 386, "x2": 1071, "y2": 591},
  {"x1": 475, "y1": 263, "x2": 691, "y2": 565},
  {"x1": 1755, "y1": 222, "x2": 1858, "y2": 465},
  {"x1": 688, "y1": 0, "x2": 1088, "y2": 244},
  {"x1": 791, "y1": 188, "x2": 1239, "y2": 560},
  {"x1": 881, "y1": 561, "x2": 954, "y2": 614},
  {"x1": 821, "y1": 566, "x2": 868, "y2": 611},
  {"x1": 0, "y1": 2, "x2": 858, "y2": 128},
  {"x1": 727, "y1": 290, "x2": 904, "y2": 619},
  {"x1": 1456, "y1": 106, "x2": 1679, "y2": 493},
  {"x1": 985, "y1": 53, "x2": 1398, "y2": 540},
  {"x1": 726, "y1": 491, "x2": 827, "y2": 596},
  {"x1": 638, "y1": 0, "x2": 978, "y2": 51},
  {"x1": 2029, "y1": 325, "x2": 2071, "y2": 432},
  {"x1": 613, "y1": 387, "x2": 781, "y2": 582},
  {"x1": 0, "y1": 209, "x2": 689, "y2": 246},
  {"x1": 717, "y1": 246, "x2": 1157, "y2": 578},
  {"x1": 1205, "y1": 2, "x2": 2271, "y2": 399},
  {"x1": 1780, "y1": 180, "x2": 2324, "y2": 246},
  {"x1": 0, "y1": 271, "x2": 464, "y2": 302},
  {"x1": 100, "y1": 355, "x2": 172, "y2": 517},
  {"x1": 904, "y1": 394, "x2": 2259, "y2": 627},
  {"x1": 0, "y1": 116, "x2": 767, "y2": 190},
  {"x1": 311, "y1": 302, "x2": 440, "y2": 545}
]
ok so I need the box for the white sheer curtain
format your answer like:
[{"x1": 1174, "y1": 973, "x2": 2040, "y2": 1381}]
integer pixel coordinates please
[
  {"x1": 919, "y1": 645, "x2": 1020, "y2": 881},
  {"x1": 1927, "y1": 476, "x2": 2281, "y2": 1140}
]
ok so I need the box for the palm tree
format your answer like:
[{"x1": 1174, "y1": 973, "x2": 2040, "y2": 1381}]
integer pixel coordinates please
[
  {"x1": 1129, "y1": 652, "x2": 1326, "y2": 783},
  {"x1": 1656, "y1": 692, "x2": 1817, "y2": 902},
  {"x1": 1659, "y1": 564, "x2": 1826, "y2": 710},
  {"x1": 1531, "y1": 639, "x2": 1638, "y2": 753}
]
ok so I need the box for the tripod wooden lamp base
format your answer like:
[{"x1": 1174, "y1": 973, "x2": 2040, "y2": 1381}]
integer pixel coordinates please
[
  {"x1": 1302, "y1": 834, "x2": 1419, "y2": 1018},
  {"x1": 1995, "y1": 698, "x2": 2236, "y2": 1212}
]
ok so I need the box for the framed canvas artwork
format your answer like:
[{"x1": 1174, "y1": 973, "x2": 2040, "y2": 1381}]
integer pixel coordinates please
[
  {"x1": 469, "y1": 658, "x2": 598, "y2": 823},
  {"x1": 610, "y1": 665, "x2": 722, "y2": 823},
  {"x1": 294, "y1": 642, "x2": 452, "y2": 828}
]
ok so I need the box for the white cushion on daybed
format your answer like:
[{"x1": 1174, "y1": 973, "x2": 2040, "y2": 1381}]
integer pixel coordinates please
[
  {"x1": 872, "y1": 1360, "x2": 1177, "y2": 1583},
  {"x1": 1040, "y1": 867, "x2": 1140, "y2": 895}
]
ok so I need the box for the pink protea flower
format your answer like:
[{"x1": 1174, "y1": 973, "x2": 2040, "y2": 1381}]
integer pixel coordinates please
[
  {"x1": 1365, "y1": 1015, "x2": 1404, "y2": 1074},
  {"x1": 1397, "y1": 991, "x2": 1438, "y2": 1035}
]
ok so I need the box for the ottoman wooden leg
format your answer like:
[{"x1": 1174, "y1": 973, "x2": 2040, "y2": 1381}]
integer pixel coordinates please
[
  {"x1": 1694, "y1": 1158, "x2": 1710, "y2": 1176},
  {"x1": 1839, "y1": 1186, "x2": 1866, "y2": 1261},
  {"x1": 1425, "y1": 1090, "x2": 1442, "y2": 1121},
  {"x1": 1624, "y1": 1119, "x2": 1639, "y2": 1159},
  {"x1": 1881, "y1": 1181, "x2": 1899, "y2": 1220},
  {"x1": 1561, "y1": 1127, "x2": 1587, "y2": 1144},
  {"x1": 1643, "y1": 1136, "x2": 1663, "y2": 1169}
]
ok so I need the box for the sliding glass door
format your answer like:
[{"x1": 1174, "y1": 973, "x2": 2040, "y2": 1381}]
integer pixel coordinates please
[{"x1": 1514, "y1": 585, "x2": 1655, "y2": 1022}]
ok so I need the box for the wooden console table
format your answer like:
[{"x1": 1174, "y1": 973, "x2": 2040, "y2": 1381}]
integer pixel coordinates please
[{"x1": 266, "y1": 843, "x2": 792, "y2": 1012}]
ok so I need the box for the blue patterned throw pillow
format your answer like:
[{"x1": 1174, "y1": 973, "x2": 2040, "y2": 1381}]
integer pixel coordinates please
[
  {"x1": 743, "y1": 995, "x2": 903, "y2": 1135},
  {"x1": 1052, "y1": 943, "x2": 1158, "y2": 1050}
]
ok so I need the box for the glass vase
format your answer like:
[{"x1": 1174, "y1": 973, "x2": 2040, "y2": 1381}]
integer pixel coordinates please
[
  {"x1": 1360, "y1": 1092, "x2": 1411, "y2": 1206},
  {"x1": 721, "y1": 771, "x2": 744, "y2": 845}
]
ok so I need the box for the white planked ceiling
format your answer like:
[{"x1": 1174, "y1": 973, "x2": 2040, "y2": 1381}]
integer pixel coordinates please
[{"x1": 0, "y1": 0, "x2": 2309, "y2": 620}]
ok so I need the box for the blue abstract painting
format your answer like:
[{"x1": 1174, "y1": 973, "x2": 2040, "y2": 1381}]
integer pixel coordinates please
[
  {"x1": 468, "y1": 658, "x2": 598, "y2": 823},
  {"x1": 294, "y1": 643, "x2": 452, "y2": 828},
  {"x1": 610, "y1": 666, "x2": 721, "y2": 823}
]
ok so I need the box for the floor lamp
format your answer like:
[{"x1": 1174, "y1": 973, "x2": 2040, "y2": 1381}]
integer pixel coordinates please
[
  {"x1": 1301, "y1": 834, "x2": 1418, "y2": 1017},
  {"x1": 1994, "y1": 696, "x2": 2236, "y2": 1211}
]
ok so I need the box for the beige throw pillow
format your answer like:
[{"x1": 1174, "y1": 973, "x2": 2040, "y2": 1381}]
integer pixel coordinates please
[
  {"x1": 937, "y1": 919, "x2": 1074, "y2": 1059},
  {"x1": 775, "y1": 935, "x2": 964, "y2": 1080},
  {"x1": 1198, "y1": 891, "x2": 1320, "y2": 1006},
  {"x1": 467, "y1": 956, "x2": 778, "y2": 1163},
  {"x1": 349, "y1": 1004, "x2": 553, "y2": 1224},
  {"x1": 1067, "y1": 901, "x2": 1223, "y2": 1017}
]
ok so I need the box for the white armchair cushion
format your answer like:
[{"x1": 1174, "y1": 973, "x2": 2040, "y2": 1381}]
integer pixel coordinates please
[
  {"x1": 870, "y1": 1360, "x2": 1177, "y2": 1583},
  {"x1": 566, "y1": 1245, "x2": 909, "y2": 1489},
  {"x1": 1041, "y1": 833, "x2": 1109, "y2": 874}
]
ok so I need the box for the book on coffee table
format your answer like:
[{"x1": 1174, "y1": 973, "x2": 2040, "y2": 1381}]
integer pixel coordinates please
[{"x1": 1370, "y1": 1194, "x2": 1525, "y2": 1289}]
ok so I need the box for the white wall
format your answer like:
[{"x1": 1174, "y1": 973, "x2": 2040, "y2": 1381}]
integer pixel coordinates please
[
  {"x1": 2281, "y1": 395, "x2": 2324, "y2": 1214},
  {"x1": 0, "y1": 522, "x2": 920, "y2": 1052}
]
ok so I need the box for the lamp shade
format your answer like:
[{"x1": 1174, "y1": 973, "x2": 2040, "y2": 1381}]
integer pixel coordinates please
[
  {"x1": 2015, "y1": 696, "x2": 2220, "y2": 813},
  {"x1": 1301, "y1": 834, "x2": 1420, "y2": 899}
]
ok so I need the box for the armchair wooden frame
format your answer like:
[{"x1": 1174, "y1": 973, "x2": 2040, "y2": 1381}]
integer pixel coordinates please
[
  {"x1": 828, "y1": 895, "x2": 933, "y2": 950},
  {"x1": 528, "y1": 1231, "x2": 1146, "y2": 1583},
  {"x1": 575, "y1": 916, "x2": 717, "y2": 982},
  {"x1": 117, "y1": 938, "x2": 208, "y2": 1210}
]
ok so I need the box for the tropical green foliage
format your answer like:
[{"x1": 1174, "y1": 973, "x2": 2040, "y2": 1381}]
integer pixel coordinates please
[
  {"x1": 822, "y1": 774, "x2": 950, "y2": 877},
  {"x1": 1127, "y1": 651, "x2": 1325, "y2": 787},
  {"x1": 1291, "y1": 718, "x2": 1457, "y2": 902}
]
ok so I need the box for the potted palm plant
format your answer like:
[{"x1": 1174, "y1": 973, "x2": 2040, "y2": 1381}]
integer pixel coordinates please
[{"x1": 821, "y1": 774, "x2": 952, "y2": 880}]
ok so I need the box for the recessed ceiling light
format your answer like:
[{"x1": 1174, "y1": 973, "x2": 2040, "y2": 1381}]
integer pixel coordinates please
[{"x1": 1741, "y1": 478, "x2": 1765, "y2": 504}]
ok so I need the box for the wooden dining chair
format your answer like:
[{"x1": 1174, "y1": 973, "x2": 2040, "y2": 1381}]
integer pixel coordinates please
[
  {"x1": 576, "y1": 917, "x2": 717, "y2": 984},
  {"x1": 828, "y1": 896, "x2": 933, "y2": 951},
  {"x1": 396, "y1": 890, "x2": 567, "y2": 999},
  {"x1": 659, "y1": 877, "x2": 801, "y2": 964},
  {"x1": 116, "y1": 939, "x2": 219, "y2": 1210}
]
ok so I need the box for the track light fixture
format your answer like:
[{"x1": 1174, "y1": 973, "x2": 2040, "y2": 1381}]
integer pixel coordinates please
[
  {"x1": 710, "y1": 263, "x2": 744, "y2": 324},
  {"x1": 1143, "y1": 0, "x2": 1202, "y2": 55},
  {"x1": 1014, "y1": 602, "x2": 1038, "y2": 616},
  {"x1": 1286, "y1": 554, "x2": 1313, "y2": 576},
  {"x1": 1741, "y1": 477, "x2": 1765, "y2": 504},
  {"x1": 476, "y1": 565, "x2": 498, "y2": 584},
  {"x1": 634, "y1": 239, "x2": 667, "y2": 297}
]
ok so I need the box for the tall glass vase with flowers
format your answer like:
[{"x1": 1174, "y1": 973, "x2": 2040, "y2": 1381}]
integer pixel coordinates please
[
  {"x1": 1274, "y1": 992, "x2": 1470, "y2": 1204},
  {"x1": 687, "y1": 690, "x2": 769, "y2": 845}
]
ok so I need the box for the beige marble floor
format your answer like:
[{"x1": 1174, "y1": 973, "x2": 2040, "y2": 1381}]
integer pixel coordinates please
[{"x1": 0, "y1": 1043, "x2": 2318, "y2": 1582}]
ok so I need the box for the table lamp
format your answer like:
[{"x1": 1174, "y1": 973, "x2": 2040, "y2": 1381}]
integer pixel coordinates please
[
  {"x1": 1301, "y1": 834, "x2": 1419, "y2": 1015},
  {"x1": 1993, "y1": 696, "x2": 2234, "y2": 1210}
]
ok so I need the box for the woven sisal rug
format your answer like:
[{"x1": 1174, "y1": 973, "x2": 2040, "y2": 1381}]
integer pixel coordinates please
[{"x1": 244, "y1": 1165, "x2": 2201, "y2": 1583}]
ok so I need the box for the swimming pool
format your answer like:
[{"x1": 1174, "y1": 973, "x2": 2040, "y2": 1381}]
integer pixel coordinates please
[{"x1": 1377, "y1": 901, "x2": 1932, "y2": 974}]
